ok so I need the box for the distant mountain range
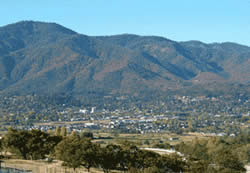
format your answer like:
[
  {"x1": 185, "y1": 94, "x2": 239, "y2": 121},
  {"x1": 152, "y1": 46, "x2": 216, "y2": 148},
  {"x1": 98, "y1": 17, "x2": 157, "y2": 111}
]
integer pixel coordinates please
[{"x1": 0, "y1": 21, "x2": 249, "y2": 97}]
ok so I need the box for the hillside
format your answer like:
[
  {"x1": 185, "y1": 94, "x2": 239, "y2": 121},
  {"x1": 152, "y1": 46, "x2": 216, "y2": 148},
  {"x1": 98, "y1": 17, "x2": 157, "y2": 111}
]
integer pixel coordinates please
[{"x1": 0, "y1": 21, "x2": 249, "y2": 97}]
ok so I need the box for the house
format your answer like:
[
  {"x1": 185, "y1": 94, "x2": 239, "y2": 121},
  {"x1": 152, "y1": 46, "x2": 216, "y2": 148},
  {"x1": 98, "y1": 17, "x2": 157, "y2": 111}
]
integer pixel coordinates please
[{"x1": 169, "y1": 137, "x2": 179, "y2": 141}]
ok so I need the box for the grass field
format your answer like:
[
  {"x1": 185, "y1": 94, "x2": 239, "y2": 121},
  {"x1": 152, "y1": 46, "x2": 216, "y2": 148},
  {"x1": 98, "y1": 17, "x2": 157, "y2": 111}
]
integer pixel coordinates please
[
  {"x1": 1, "y1": 159, "x2": 106, "y2": 173},
  {"x1": 93, "y1": 132, "x2": 213, "y2": 147}
]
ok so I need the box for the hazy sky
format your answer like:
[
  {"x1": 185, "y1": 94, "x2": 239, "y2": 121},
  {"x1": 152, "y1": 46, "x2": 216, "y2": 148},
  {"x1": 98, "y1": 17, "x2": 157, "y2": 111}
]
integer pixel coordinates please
[{"x1": 1, "y1": 0, "x2": 250, "y2": 46}]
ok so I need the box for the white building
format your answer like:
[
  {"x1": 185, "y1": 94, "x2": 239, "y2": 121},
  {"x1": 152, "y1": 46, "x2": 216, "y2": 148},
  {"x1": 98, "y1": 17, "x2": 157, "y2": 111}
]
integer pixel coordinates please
[
  {"x1": 79, "y1": 109, "x2": 88, "y2": 114},
  {"x1": 91, "y1": 107, "x2": 96, "y2": 113}
]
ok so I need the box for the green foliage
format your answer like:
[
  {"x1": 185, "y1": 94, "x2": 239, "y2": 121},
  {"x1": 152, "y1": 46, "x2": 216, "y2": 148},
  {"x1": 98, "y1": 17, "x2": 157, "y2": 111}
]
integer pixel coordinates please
[
  {"x1": 156, "y1": 154, "x2": 188, "y2": 173},
  {"x1": 4, "y1": 128, "x2": 32, "y2": 159},
  {"x1": 1, "y1": 128, "x2": 248, "y2": 173},
  {"x1": 0, "y1": 21, "x2": 250, "y2": 102},
  {"x1": 81, "y1": 140, "x2": 100, "y2": 171},
  {"x1": 152, "y1": 142, "x2": 172, "y2": 149},
  {"x1": 0, "y1": 138, "x2": 2, "y2": 153},
  {"x1": 55, "y1": 135, "x2": 83, "y2": 170},
  {"x1": 96, "y1": 144, "x2": 172, "y2": 172},
  {"x1": 144, "y1": 139, "x2": 150, "y2": 145},
  {"x1": 3, "y1": 128, "x2": 62, "y2": 160},
  {"x1": 137, "y1": 150, "x2": 160, "y2": 170},
  {"x1": 213, "y1": 148, "x2": 246, "y2": 172},
  {"x1": 26, "y1": 130, "x2": 53, "y2": 160},
  {"x1": 175, "y1": 133, "x2": 248, "y2": 173},
  {"x1": 56, "y1": 135, "x2": 99, "y2": 171},
  {"x1": 80, "y1": 131, "x2": 94, "y2": 139},
  {"x1": 97, "y1": 144, "x2": 122, "y2": 173},
  {"x1": 55, "y1": 137, "x2": 188, "y2": 173},
  {"x1": 187, "y1": 160, "x2": 210, "y2": 173}
]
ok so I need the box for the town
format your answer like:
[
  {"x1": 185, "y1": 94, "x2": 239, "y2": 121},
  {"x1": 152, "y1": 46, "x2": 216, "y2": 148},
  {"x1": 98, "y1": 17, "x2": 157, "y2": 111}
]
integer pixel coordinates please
[{"x1": 0, "y1": 94, "x2": 249, "y2": 136}]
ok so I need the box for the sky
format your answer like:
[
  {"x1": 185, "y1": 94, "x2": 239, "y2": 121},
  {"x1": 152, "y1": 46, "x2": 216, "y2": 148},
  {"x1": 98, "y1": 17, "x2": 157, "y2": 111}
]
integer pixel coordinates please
[{"x1": 1, "y1": 0, "x2": 250, "y2": 46}]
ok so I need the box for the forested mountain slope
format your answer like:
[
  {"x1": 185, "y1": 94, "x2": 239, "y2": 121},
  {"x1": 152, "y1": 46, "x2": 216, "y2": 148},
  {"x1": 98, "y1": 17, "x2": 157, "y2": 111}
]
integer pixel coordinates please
[{"x1": 0, "y1": 21, "x2": 249, "y2": 97}]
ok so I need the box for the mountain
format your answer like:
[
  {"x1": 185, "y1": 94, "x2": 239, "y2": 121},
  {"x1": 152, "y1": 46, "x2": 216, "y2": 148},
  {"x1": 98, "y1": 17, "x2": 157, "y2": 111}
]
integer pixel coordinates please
[{"x1": 0, "y1": 21, "x2": 249, "y2": 97}]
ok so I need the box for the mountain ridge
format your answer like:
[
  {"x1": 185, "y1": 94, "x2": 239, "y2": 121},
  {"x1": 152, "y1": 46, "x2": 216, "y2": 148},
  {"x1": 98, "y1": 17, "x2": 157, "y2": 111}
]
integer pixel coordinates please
[{"x1": 0, "y1": 21, "x2": 249, "y2": 97}]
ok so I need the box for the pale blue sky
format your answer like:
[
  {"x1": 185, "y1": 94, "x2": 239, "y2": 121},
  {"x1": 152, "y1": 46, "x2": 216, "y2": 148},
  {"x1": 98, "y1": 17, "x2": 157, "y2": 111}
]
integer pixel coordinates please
[{"x1": 1, "y1": 0, "x2": 250, "y2": 46}]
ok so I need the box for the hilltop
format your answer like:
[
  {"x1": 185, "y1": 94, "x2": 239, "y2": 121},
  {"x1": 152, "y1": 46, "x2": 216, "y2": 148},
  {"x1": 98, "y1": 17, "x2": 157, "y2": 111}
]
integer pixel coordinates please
[{"x1": 0, "y1": 21, "x2": 249, "y2": 97}]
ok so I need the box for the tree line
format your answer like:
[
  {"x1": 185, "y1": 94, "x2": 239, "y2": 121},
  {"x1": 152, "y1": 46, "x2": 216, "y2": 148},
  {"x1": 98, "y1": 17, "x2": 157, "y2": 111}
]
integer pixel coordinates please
[
  {"x1": 175, "y1": 132, "x2": 249, "y2": 173},
  {"x1": 0, "y1": 128, "x2": 248, "y2": 173}
]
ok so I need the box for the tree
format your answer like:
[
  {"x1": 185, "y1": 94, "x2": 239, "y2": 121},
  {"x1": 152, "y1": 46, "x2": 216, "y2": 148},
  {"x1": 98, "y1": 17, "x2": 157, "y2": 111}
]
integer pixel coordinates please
[
  {"x1": 0, "y1": 137, "x2": 3, "y2": 154},
  {"x1": 96, "y1": 144, "x2": 122, "y2": 173},
  {"x1": 124, "y1": 145, "x2": 140, "y2": 170},
  {"x1": 213, "y1": 148, "x2": 246, "y2": 172},
  {"x1": 44, "y1": 134, "x2": 62, "y2": 160},
  {"x1": 118, "y1": 145, "x2": 159, "y2": 171},
  {"x1": 191, "y1": 141, "x2": 209, "y2": 161},
  {"x1": 153, "y1": 142, "x2": 172, "y2": 149},
  {"x1": 4, "y1": 128, "x2": 31, "y2": 159},
  {"x1": 144, "y1": 139, "x2": 150, "y2": 145},
  {"x1": 26, "y1": 129, "x2": 50, "y2": 160},
  {"x1": 81, "y1": 140, "x2": 99, "y2": 172},
  {"x1": 157, "y1": 154, "x2": 187, "y2": 173},
  {"x1": 3, "y1": 128, "x2": 62, "y2": 160},
  {"x1": 55, "y1": 135, "x2": 83, "y2": 170},
  {"x1": 136, "y1": 150, "x2": 159, "y2": 171},
  {"x1": 187, "y1": 160, "x2": 210, "y2": 173},
  {"x1": 118, "y1": 147, "x2": 131, "y2": 171},
  {"x1": 80, "y1": 131, "x2": 94, "y2": 139}
]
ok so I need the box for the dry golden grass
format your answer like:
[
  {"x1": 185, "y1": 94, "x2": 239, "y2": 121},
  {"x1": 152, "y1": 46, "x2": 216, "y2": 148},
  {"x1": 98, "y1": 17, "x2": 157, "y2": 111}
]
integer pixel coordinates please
[
  {"x1": 2, "y1": 159, "x2": 105, "y2": 173},
  {"x1": 98, "y1": 132, "x2": 213, "y2": 146}
]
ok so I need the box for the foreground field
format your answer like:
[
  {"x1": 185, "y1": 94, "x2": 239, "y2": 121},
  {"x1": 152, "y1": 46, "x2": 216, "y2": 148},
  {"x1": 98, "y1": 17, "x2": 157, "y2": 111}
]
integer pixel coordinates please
[
  {"x1": 1, "y1": 159, "x2": 105, "y2": 173},
  {"x1": 2, "y1": 157, "x2": 250, "y2": 173},
  {"x1": 1, "y1": 129, "x2": 248, "y2": 173}
]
